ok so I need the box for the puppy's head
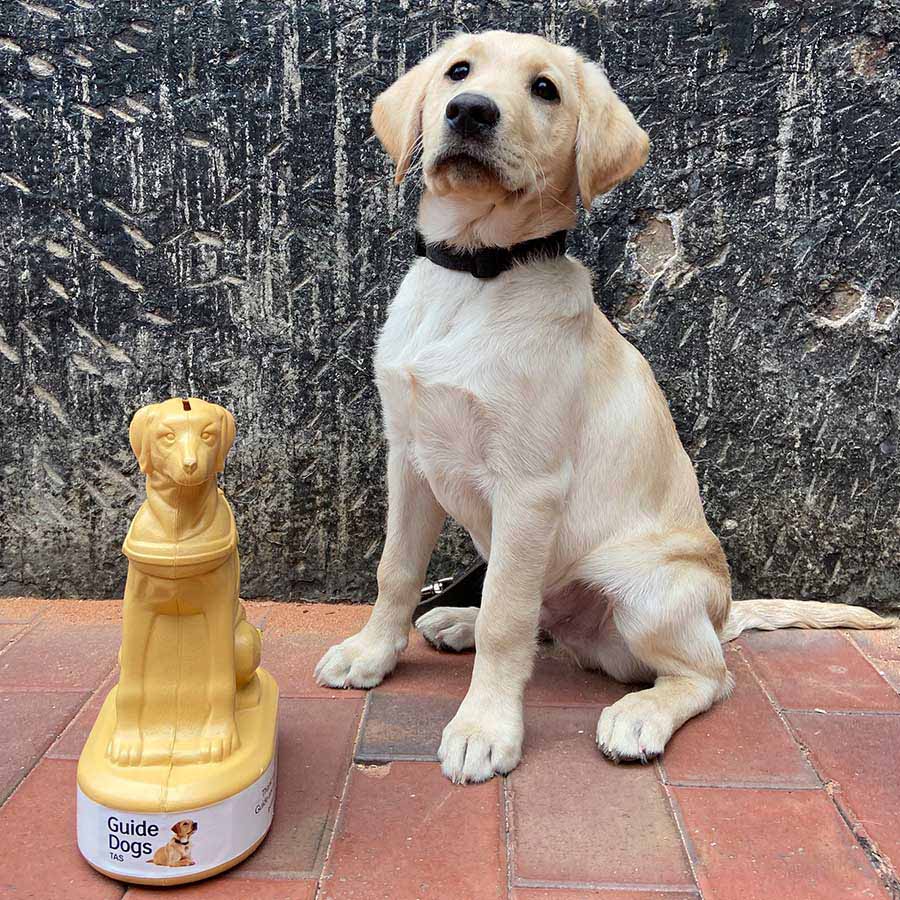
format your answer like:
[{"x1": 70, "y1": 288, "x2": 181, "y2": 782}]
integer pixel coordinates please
[
  {"x1": 129, "y1": 398, "x2": 235, "y2": 486},
  {"x1": 172, "y1": 820, "x2": 198, "y2": 838},
  {"x1": 372, "y1": 30, "x2": 649, "y2": 208}
]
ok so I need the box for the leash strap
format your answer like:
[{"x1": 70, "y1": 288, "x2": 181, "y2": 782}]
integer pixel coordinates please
[
  {"x1": 415, "y1": 229, "x2": 568, "y2": 279},
  {"x1": 412, "y1": 559, "x2": 487, "y2": 624}
]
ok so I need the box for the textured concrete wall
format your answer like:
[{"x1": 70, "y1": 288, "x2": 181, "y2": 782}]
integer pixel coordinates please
[{"x1": 1, "y1": 1, "x2": 897, "y2": 608}]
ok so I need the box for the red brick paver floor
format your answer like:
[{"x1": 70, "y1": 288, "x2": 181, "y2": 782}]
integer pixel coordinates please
[{"x1": 1, "y1": 598, "x2": 899, "y2": 899}]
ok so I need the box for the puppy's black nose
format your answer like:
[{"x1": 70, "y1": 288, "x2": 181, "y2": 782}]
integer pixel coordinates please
[{"x1": 446, "y1": 92, "x2": 500, "y2": 138}]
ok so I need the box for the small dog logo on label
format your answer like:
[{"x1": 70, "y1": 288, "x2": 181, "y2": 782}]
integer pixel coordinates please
[{"x1": 152, "y1": 820, "x2": 198, "y2": 867}]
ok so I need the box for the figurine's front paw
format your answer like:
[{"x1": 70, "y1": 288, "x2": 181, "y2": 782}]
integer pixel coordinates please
[
  {"x1": 314, "y1": 631, "x2": 403, "y2": 689},
  {"x1": 107, "y1": 728, "x2": 144, "y2": 766},
  {"x1": 204, "y1": 720, "x2": 240, "y2": 763},
  {"x1": 438, "y1": 700, "x2": 523, "y2": 784}
]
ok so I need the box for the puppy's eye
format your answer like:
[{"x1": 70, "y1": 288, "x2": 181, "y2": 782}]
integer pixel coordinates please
[
  {"x1": 531, "y1": 76, "x2": 560, "y2": 102},
  {"x1": 446, "y1": 61, "x2": 469, "y2": 81},
  {"x1": 201, "y1": 431, "x2": 216, "y2": 443}
]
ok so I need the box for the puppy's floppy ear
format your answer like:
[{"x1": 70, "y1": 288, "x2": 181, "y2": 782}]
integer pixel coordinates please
[
  {"x1": 371, "y1": 41, "x2": 452, "y2": 183},
  {"x1": 171, "y1": 823, "x2": 179, "y2": 835},
  {"x1": 129, "y1": 403, "x2": 160, "y2": 474},
  {"x1": 575, "y1": 58, "x2": 649, "y2": 207},
  {"x1": 216, "y1": 407, "x2": 236, "y2": 473}
]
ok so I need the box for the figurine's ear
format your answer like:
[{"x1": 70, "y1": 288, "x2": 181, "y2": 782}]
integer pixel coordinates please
[
  {"x1": 129, "y1": 404, "x2": 159, "y2": 474},
  {"x1": 575, "y1": 57, "x2": 649, "y2": 207},
  {"x1": 216, "y1": 408, "x2": 236, "y2": 472}
]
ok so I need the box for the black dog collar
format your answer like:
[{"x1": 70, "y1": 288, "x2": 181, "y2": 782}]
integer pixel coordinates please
[{"x1": 415, "y1": 229, "x2": 568, "y2": 279}]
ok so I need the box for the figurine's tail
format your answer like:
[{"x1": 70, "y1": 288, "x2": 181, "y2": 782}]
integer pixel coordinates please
[{"x1": 720, "y1": 598, "x2": 897, "y2": 642}]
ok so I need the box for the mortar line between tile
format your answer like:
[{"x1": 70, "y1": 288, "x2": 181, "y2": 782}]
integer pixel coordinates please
[
  {"x1": 503, "y1": 771, "x2": 517, "y2": 896},
  {"x1": 0, "y1": 684, "x2": 106, "y2": 694},
  {"x1": 218, "y1": 869, "x2": 321, "y2": 881},
  {"x1": 826, "y1": 787, "x2": 900, "y2": 899},
  {"x1": 731, "y1": 643, "x2": 827, "y2": 790},
  {"x1": 0, "y1": 613, "x2": 45, "y2": 660},
  {"x1": 779, "y1": 709, "x2": 900, "y2": 898},
  {"x1": 845, "y1": 630, "x2": 900, "y2": 669},
  {"x1": 512, "y1": 876, "x2": 700, "y2": 893},
  {"x1": 655, "y1": 760, "x2": 705, "y2": 900},
  {"x1": 278, "y1": 690, "x2": 365, "y2": 700},
  {"x1": 314, "y1": 690, "x2": 371, "y2": 900},
  {"x1": 662, "y1": 779, "x2": 821, "y2": 791},
  {"x1": 497, "y1": 775, "x2": 512, "y2": 900},
  {"x1": 839, "y1": 629, "x2": 900, "y2": 699},
  {"x1": 783, "y1": 707, "x2": 900, "y2": 717},
  {"x1": 44, "y1": 663, "x2": 120, "y2": 761}
]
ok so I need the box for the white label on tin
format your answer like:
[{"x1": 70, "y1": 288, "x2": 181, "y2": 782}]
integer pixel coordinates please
[{"x1": 77, "y1": 755, "x2": 276, "y2": 880}]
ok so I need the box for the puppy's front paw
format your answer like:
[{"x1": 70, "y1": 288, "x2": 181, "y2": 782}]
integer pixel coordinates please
[
  {"x1": 416, "y1": 606, "x2": 478, "y2": 652},
  {"x1": 314, "y1": 631, "x2": 402, "y2": 689},
  {"x1": 596, "y1": 692, "x2": 670, "y2": 764},
  {"x1": 438, "y1": 704, "x2": 523, "y2": 784}
]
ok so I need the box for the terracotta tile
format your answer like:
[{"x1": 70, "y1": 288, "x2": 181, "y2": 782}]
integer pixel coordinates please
[
  {"x1": 244, "y1": 601, "x2": 278, "y2": 629},
  {"x1": 356, "y1": 692, "x2": 459, "y2": 763},
  {"x1": 0, "y1": 621, "x2": 120, "y2": 690},
  {"x1": 672, "y1": 785, "x2": 889, "y2": 900},
  {"x1": 125, "y1": 877, "x2": 316, "y2": 899},
  {"x1": 508, "y1": 706, "x2": 693, "y2": 888},
  {"x1": 512, "y1": 890, "x2": 698, "y2": 900},
  {"x1": 0, "y1": 690, "x2": 89, "y2": 801},
  {"x1": 0, "y1": 596, "x2": 47, "y2": 623},
  {"x1": 372, "y1": 630, "x2": 475, "y2": 697},
  {"x1": 265, "y1": 603, "x2": 371, "y2": 636},
  {"x1": 268, "y1": 619, "x2": 620, "y2": 703},
  {"x1": 47, "y1": 671, "x2": 118, "y2": 760},
  {"x1": 394, "y1": 630, "x2": 633, "y2": 703},
  {"x1": 739, "y1": 630, "x2": 900, "y2": 712},
  {"x1": 42, "y1": 599, "x2": 123, "y2": 623},
  {"x1": 662, "y1": 647, "x2": 818, "y2": 787},
  {"x1": 526, "y1": 644, "x2": 632, "y2": 707},
  {"x1": 262, "y1": 632, "x2": 365, "y2": 699},
  {"x1": 231, "y1": 696, "x2": 363, "y2": 878},
  {"x1": 849, "y1": 628, "x2": 900, "y2": 661},
  {"x1": 321, "y1": 761, "x2": 505, "y2": 900},
  {"x1": 0, "y1": 758, "x2": 124, "y2": 899},
  {"x1": 788, "y1": 711, "x2": 900, "y2": 865}
]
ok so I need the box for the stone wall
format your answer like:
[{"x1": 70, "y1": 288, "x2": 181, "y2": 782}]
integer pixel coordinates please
[{"x1": 1, "y1": 0, "x2": 897, "y2": 608}]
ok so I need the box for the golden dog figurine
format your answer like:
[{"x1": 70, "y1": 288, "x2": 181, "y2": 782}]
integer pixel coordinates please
[
  {"x1": 108, "y1": 397, "x2": 261, "y2": 767},
  {"x1": 77, "y1": 400, "x2": 277, "y2": 884}
]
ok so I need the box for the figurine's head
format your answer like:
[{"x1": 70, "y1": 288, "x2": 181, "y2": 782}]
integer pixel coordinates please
[
  {"x1": 172, "y1": 820, "x2": 198, "y2": 839},
  {"x1": 129, "y1": 398, "x2": 236, "y2": 487}
]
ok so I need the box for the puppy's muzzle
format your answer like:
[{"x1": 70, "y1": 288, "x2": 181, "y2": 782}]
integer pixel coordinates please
[{"x1": 446, "y1": 92, "x2": 500, "y2": 139}]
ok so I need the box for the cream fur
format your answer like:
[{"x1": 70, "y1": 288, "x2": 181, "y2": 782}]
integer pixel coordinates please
[{"x1": 315, "y1": 30, "x2": 895, "y2": 784}]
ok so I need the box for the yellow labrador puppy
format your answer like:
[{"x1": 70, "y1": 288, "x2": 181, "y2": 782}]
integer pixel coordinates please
[{"x1": 315, "y1": 30, "x2": 894, "y2": 783}]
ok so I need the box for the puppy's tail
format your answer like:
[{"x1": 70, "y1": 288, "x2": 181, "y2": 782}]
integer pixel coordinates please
[{"x1": 720, "y1": 598, "x2": 897, "y2": 643}]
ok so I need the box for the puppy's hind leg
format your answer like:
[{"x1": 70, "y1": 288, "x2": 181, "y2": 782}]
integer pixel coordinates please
[
  {"x1": 582, "y1": 535, "x2": 732, "y2": 763},
  {"x1": 416, "y1": 606, "x2": 479, "y2": 652}
]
